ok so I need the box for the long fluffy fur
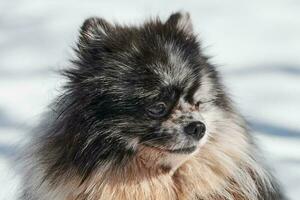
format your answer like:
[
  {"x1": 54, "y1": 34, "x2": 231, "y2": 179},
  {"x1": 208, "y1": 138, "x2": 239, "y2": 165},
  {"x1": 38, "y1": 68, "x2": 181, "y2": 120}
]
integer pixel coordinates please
[{"x1": 19, "y1": 12, "x2": 285, "y2": 200}]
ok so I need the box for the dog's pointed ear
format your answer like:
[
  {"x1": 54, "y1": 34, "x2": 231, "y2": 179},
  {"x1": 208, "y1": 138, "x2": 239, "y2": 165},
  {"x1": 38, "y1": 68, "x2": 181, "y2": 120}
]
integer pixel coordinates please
[
  {"x1": 80, "y1": 17, "x2": 113, "y2": 42},
  {"x1": 165, "y1": 12, "x2": 193, "y2": 34},
  {"x1": 76, "y1": 17, "x2": 113, "y2": 63}
]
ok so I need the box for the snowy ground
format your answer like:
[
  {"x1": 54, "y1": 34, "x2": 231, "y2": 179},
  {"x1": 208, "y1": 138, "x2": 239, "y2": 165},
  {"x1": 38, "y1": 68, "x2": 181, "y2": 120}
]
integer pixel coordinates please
[{"x1": 0, "y1": 0, "x2": 299, "y2": 199}]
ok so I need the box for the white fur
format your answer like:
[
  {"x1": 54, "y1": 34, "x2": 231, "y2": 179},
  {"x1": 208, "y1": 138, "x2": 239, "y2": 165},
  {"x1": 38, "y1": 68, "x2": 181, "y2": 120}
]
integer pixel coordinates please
[
  {"x1": 176, "y1": 12, "x2": 193, "y2": 34},
  {"x1": 153, "y1": 43, "x2": 195, "y2": 86}
]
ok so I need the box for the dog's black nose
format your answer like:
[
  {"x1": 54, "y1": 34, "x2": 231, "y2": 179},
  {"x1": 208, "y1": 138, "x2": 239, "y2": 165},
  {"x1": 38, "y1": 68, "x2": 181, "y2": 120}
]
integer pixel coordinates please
[{"x1": 184, "y1": 121, "x2": 206, "y2": 140}]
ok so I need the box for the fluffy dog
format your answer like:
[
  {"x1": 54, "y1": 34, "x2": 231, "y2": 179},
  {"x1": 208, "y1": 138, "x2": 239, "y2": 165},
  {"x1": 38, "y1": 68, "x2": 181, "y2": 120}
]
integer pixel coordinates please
[{"x1": 20, "y1": 12, "x2": 285, "y2": 200}]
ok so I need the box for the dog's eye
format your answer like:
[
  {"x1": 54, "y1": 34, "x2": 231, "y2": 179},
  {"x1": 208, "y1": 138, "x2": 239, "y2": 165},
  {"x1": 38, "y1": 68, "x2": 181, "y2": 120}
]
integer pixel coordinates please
[
  {"x1": 147, "y1": 102, "x2": 167, "y2": 118},
  {"x1": 195, "y1": 101, "x2": 201, "y2": 108},
  {"x1": 195, "y1": 100, "x2": 214, "y2": 108}
]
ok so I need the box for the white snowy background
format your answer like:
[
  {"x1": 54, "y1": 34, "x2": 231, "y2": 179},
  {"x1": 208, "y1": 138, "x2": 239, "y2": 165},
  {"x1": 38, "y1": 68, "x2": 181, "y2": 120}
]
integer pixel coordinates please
[{"x1": 0, "y1": 0, "x2": 299, "y2": 199}]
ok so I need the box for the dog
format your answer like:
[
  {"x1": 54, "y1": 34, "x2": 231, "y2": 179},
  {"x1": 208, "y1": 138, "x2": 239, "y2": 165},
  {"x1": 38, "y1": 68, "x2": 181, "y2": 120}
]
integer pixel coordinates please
[{"x1": 20, "y1": 12, "x2": 285, "y2": 200}]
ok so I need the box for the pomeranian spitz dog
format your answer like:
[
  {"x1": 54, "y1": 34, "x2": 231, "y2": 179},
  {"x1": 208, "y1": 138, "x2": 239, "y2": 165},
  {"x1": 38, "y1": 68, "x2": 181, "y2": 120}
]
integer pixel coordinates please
[{"x1": 20, "y1": 12, "x2": 285, "y2": 200}]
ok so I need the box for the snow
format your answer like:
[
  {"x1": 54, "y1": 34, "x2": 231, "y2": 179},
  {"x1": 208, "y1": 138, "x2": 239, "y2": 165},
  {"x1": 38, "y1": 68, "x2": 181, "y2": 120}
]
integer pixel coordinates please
[{"x1": 0, "y1": 0, "x2": 299, "y2": 199}]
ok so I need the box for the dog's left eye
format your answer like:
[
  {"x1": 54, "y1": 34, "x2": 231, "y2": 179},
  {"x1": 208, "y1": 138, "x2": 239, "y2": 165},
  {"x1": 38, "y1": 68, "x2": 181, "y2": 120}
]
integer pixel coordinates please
[
  {"x1": 195, "y1": 101, "x2": 201, "y2": 109},
  {"x1": 195, "y1": 100, "x2": 214, "y2": 108},
  {"x1": 147, "y1": 102, "x2": 167, "y2": 118}
]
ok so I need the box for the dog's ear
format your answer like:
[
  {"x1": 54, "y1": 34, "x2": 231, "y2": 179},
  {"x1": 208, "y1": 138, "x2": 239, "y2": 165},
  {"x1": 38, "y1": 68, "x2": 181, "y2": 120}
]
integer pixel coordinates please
[
  {"x1": 80, "y1": 17, "x2": 113, "y2": 42},
  {"x1": 76, "y1": 17, "x2": 114, "y2": 61},
  {"x1": 165, "y1": 12, "x2": 193, "y2": 34}
]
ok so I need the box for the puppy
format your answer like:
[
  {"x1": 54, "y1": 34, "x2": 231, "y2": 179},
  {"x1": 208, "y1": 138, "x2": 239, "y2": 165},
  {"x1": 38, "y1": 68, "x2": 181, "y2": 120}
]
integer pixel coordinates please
[{"x1": 20, "y1": 12, "x2": 285, "y2": 200}]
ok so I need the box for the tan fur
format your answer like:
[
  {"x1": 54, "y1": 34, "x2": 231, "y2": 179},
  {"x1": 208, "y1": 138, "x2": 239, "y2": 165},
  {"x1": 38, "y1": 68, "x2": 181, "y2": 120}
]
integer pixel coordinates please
[{"x1": 59, "y1": 109, "x2": 271, "y2": 200}]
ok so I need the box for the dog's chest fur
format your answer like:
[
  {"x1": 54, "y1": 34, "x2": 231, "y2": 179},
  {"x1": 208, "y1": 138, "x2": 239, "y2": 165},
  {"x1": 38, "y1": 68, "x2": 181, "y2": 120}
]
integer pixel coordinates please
[
  {"x1": 68, "y1": 163, "x2": 247, "y2": 200},
  {"x1": 66, "y1": 140, "x2": 259, "y2": 200}
]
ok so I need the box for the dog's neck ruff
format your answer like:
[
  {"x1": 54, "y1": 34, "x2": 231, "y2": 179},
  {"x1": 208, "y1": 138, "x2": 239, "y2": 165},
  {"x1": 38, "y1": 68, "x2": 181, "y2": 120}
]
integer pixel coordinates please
[{"x1": 66, "y1": 112, "x2": 272, "y2": 200}]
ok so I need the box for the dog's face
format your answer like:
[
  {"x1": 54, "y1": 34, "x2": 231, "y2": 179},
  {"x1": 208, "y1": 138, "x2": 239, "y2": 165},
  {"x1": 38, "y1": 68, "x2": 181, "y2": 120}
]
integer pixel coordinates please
[{"x1": 65, "y1": 12, "x2": 229, "y2": 173}]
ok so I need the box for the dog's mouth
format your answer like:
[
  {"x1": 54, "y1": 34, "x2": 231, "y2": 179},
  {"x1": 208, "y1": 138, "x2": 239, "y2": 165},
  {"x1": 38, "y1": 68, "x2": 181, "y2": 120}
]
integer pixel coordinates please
[
  {"x1": 166, "y1": 146, "x2": 197, "y2": 154},
  {"x1": 144, "y1": 144, "x2": 197, "y2": 154}
]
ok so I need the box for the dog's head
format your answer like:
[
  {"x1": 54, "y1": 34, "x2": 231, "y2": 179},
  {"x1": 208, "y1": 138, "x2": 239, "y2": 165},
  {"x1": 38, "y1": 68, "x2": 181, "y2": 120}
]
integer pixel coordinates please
[{"x1": 61, "y1": 12, "x2": 230, "y2": 176}]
